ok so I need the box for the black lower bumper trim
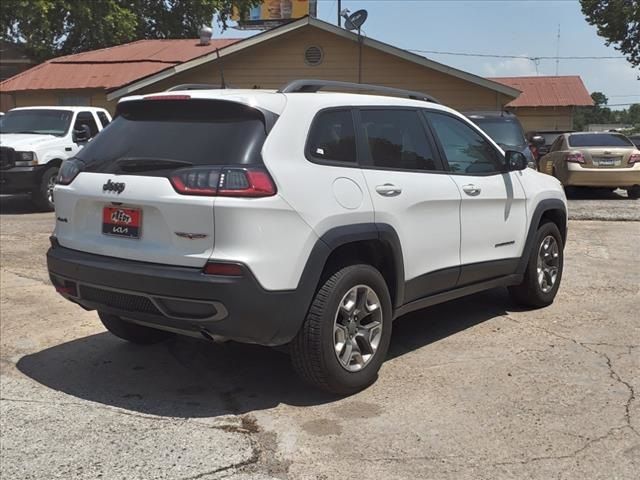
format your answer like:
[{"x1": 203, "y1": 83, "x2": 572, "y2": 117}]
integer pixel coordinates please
[{"x1": 47, "y1": 244, "x2": 314, "y2": 346}]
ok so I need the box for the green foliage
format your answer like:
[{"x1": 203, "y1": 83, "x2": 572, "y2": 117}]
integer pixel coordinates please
[
  {"x1": 590, "y1": 91, "x2": 608, "y2": 107},
  {"x1": 580, "y1": 0, "x2": 640, "y2": 66},
  {"x1": 574, "y1": 91, "x2": 640, "y2": 131},
  {"x1": 0, "y1": 0, "x2": 259, "y2": 61}
]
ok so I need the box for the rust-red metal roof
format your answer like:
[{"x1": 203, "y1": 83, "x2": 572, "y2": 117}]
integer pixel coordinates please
[
  {"x1": 489, "y1": 75, "x2": 593, "y2": 107},
  {"x1": 0, "y1": 38, "x2": 240, "y2": 92}
]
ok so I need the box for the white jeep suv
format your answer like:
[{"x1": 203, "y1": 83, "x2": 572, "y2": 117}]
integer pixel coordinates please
[{"x1": 47, "y1": 80, "x2": 567, "y2": 394}]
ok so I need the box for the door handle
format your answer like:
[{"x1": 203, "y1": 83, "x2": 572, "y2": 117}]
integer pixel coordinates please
[
  {"x1": 462, "y1": 184, "x2": 481, "y2": 196},
  {"x1": 375, "y1": 183, "x2": 402, "y2": 197}
]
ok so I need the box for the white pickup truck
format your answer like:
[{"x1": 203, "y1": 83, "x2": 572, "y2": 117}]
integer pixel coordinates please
[{"x1": 0, "y1": 106, "x2": 112, "y2": 210}]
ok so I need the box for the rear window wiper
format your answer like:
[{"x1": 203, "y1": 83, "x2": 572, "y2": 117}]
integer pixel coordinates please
[{"x1": 115, "y1": 157, "x2": 193, "y2": 173}]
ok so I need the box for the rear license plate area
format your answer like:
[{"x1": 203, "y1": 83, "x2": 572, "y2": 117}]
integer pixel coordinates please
[
  {"x1": 594, "y1": 157, "x2": 621, "y2": 167},
  {"x1": 102, "y1": 206, "x2": 141, "y2": 239}
]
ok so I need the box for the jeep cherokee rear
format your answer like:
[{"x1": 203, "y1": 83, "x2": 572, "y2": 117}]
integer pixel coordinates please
[{"x1": 47, "y1": 81, "x2": 567, "y2": 395}]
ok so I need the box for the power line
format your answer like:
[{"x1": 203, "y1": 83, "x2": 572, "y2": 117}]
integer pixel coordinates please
[{"x1": 408, "y1": 49, "x2": 625, "y2": 61}]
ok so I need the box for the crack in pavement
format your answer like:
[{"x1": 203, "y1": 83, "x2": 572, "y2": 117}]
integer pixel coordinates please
[
  {"x1": 492, "y1": 426, "x2": 627, "y2": 467},
  {"x1": 503, "y1": 315, "x2": 639, "y2": 441},
  {"x1": 1, "y1": 268, "x2": 49, "y2": 285}
]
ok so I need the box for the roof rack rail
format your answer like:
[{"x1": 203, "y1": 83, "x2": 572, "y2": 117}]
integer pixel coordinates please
[
  {"x1": 277, "y1": 79, "x2": 440, "y2": 104},
  {"x1": 166, "y1": 84, "x2": 228, "y2": 92}
]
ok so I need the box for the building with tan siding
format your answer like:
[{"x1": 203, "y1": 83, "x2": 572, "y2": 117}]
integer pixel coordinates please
[
  {"x1": 0, "y1": 16, "x2": 520, "y2": 115},
  {"x1": 490, "y1": 76, "x2": 594, "y2": 132}
]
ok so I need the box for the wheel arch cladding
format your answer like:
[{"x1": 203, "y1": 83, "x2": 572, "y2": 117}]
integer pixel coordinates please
[
  {"x1": 517, "y1": 199, "x2": 567, "y2": 275},
  {"x1": 307, "y1": 223, "x2": 405, "y2": 310}
]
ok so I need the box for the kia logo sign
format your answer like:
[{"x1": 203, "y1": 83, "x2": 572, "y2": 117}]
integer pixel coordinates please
[{"x1": 103, "y1": 179, "x2": 125, "y2": 194}]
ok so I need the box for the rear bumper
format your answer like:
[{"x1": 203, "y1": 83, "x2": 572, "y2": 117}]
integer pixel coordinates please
[
  {"x1": 46, "y1": 241, "x2": 312, "y2": 346},
  {"x1": 0, "y1": 166, "x2": 43, "y2": 194},
  {"x1": 565, "y1": 165, "x2": 640, "y2": 187}
]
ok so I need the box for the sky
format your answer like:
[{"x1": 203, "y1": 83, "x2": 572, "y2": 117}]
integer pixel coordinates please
[{"x1": 215, "y1": 0, "x2": 639, "y2": 109}]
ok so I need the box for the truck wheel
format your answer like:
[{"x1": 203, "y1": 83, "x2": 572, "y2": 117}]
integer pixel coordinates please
[
  {"x1": 31, "y1": 167, "x2": 58, "y2": 211},
  {"x1": 291, "y1": 264, "x2": 392, "y2": 395},
  {"x1": 509, "y1": 221, "x2": 564, "y2": 308},
  {"x1": 627, "y1": 185, "x2": 640, "y2": 199},
  {"x1": 98, "y1": 311, "x2": 172, "y2": 344}
]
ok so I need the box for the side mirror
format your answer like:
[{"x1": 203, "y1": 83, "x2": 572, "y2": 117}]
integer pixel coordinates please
[
  {"x1": 72, "y1": 124, "x2": 91, "y2": 143},
  {"x1": 531, "y1": 135, "x2": 545, "y2": 147},
  {"x1": 505, "y1": 150, "x2": 528, "y2": 171}
]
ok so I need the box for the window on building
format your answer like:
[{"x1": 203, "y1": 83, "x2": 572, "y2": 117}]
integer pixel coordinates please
[{"x1": 59, "y1": 95, "x2": 90, "y2": 106}]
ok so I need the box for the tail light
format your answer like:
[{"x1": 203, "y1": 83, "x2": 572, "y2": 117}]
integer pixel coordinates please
[
  {"x1": 57, "y1": 159, "x2": 83, "y2": 185},
  {"x1": 529, "y1": 144, "x2": 539, "y2": 160},
  {"x1": 629, "y1": 153, "x2": 640, "y2": 165},
  {"x1": 565, "y1": 152, "x2": 585, "y2": 164},
  {"x1": 169, "y1": 166, "x2": 276, "y2": 197},
  {"x1": 203, "y1": 262, "x2": 243, "y2": 276}
]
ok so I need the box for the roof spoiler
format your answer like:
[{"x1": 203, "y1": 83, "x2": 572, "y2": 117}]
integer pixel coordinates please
[
  {"x1": 166, "y1": 84, "x2": 232, "y2": 91},
  {"x1": 277, "y1": 79, "x2": 440, "y2": 104}
]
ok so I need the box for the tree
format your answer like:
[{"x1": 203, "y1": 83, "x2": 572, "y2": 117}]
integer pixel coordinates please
[
  {"x1": 580, "y1": 0, "x2": 640, "y2": 66},
  {"x1": 590, "y1": 91, "x2": 608, "y2": 107},
  {"x1": 0, "y1": 0, "x2": 259, "y2": 61}
]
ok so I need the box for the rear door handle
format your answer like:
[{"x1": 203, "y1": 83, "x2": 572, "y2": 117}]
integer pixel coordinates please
[
  {"x1": 462, "y1": 184, "x2": 481, "y2": 196},
  {"x1": 375, "y1": 183, "x2": 402, "y2": 197}
]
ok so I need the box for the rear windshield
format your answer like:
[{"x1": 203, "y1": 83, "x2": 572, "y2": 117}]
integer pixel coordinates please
[
  {"x1": 568, "y1": 133, "x2": 633, "y2": 148},
  {"x1": 78, "y1": 99, "x2": 268, "y2": 173},
  {"x1": 468, "y1": 117, "x2": 526, "y2": 147}
]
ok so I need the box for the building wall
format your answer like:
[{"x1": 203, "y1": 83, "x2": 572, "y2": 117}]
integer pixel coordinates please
[
  {"x1": 7, "y1": 89, "x2": 110, "y2": 111},
  {"x1": 509, "y1": 106, "x2": 574, "y2": 132},
  {"x1": 139, "y1": 27, "x2": 515, "y2": 111},
  {"x1": 8, "y1": 26, "x2": 516, "y2": 114}
]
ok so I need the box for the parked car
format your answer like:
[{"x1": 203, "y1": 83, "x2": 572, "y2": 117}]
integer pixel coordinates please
[
  {"x1": 0, "y1": 106, "x2": 112, "y2": 210},
  {"x1": 628, "y1": 134, "x2": 640, "y2": 149},
  {"x1": 540, "y1": 132, "x2": 640, "y2": 198},
  {"x1": 464, "y1": 111, "x2": 541, "y2": 170},
  {"x1": 527, "y1": 130, "x2": 574, "y2": 160},
  {"x1": 47, "y1": 80, "x2": 567, "y2": 394}
]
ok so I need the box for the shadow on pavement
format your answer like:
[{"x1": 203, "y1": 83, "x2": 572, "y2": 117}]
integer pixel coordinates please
[
  {"x1": 17, "y1": 288, "x2": 513, "y2": 418},
  {"x1": 0, "y1": 195, "x2": 41, "y2": 215},
  {"x1": 564, "y1": 187, "x2": 629, "y2": 200}
]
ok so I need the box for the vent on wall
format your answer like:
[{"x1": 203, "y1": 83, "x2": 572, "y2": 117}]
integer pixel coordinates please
[{"x1": 304, "y1": 46, "x2": 324, "y2": 66}]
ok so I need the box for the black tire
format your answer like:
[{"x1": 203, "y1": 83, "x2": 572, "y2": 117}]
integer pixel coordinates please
[
  {"x1": 31, "y1": 167, "x2": 58, "y2": 212},
  {"x1": 627, "y1": 185, "x2": 640, "y2": 199},
  {"x1": 98, "y1": 311, "x2": 172, "y2": 345},
  {"x1": 509, "y1": 221, "x2": 564, "y2": 308},
  {"x1": 290, "y1": 264, "x2": 392, "y2": 395}
]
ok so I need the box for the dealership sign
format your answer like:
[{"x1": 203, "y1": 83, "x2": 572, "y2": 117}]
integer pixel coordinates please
[{"x1": 233, "y1": 0, "x2": 317, "y2": 30}]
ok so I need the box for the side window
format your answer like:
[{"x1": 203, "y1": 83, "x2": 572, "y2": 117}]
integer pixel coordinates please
[
  {"x1": 426, "y1": 112, "x2": 503, "y2": 174},
  {"x1": 307, "y1": 110, "x2": 356, "y2": 164},
  {"x1": 360, "y1": 109, "x2": 439, "y2": 171},
  {"x1": 550, "y1": 136, "x2": 563, "y2": 152},
  {"x1": 74, "y1": 111, "x2": 99, "y2": 138},
  {"x1": 96, "y1": 111, "x2": 110, "y2": 128}
]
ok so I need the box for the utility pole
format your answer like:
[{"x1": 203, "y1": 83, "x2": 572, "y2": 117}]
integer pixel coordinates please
[
  {"x1": 555, "y1": 24, "x2": 561, "y2": 76},
  {"x1": 338, "y1": 0, "x2": 342, "y2": 27}
]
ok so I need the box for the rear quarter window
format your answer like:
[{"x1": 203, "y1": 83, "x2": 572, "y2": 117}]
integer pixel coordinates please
[{"x1": 306, "y1": 109, "x2": 357, "y2": 164}]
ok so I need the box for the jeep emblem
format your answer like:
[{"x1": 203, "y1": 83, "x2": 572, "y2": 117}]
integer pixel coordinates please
[{"x1": 103, "y1": 179, "x2": 125, "y2": 194}]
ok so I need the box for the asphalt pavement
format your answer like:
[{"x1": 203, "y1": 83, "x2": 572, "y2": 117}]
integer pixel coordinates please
[{"x1": 0, "y1": 195, "x2": 638, "y2": 479}]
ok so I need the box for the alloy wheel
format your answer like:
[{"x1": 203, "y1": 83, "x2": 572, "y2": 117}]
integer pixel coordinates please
[
  {"x1": 333, "y1": 284, "x2": 383, "y2": 372},
  {"x1": 537, "y1": 235, "x2": 559, "y2": 293}
]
